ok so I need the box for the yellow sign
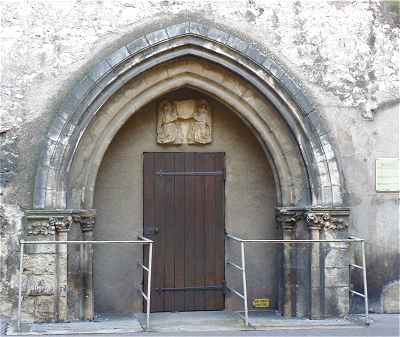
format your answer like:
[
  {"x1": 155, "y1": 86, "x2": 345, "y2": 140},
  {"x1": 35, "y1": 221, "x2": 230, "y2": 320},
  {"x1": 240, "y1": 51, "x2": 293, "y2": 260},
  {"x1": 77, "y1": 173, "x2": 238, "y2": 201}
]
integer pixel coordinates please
[{"x1": 252, "y1": 298, "x2": 271, "y2": 309}]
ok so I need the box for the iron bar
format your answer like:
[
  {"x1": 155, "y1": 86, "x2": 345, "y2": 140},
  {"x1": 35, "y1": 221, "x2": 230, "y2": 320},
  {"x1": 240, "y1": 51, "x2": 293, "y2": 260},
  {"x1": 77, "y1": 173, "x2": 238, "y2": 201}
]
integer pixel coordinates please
[
  {"x1": 240, "y1": 241, "x2": 249, "y2": 327},
  {"x1": 155, "y1": 285, "x2": 224, "y2": 292},
  {"x1": 17, "y1": 242, "x2": 24, "y2": 332},
  {"x1": 138, "y1": 263, "x2": 150, "y2": 272},
  {"x1": 361, "y1": 240, "x2": 369, "y2": 323},
  {"x1": 146, "y1": 242, "x2": 153, "y2": 330},
  {"x1": 350, "y1": 290, "x2": 366, "y2": 298},
  {"x1": 156, "y1": 170, "x2": 224, "y2": 176},
  {"x1": 350, "y1": 264, "x2": 363, "y2": 269},
  {"x1": 140, "y1": 289, "x2": 148, "y2": 301},
  {"x1": 20, "y1": 240, "x2": 150, "y2": 244},
  {"x1": 226, "y1": 287, "x2": 245, "y2": 300},
  {"x1": 226, "y1": 234, "x2": 363, "y2": 243},
  {"x1": 227, "y1": 261, "x2": 243, "y2": 271}
]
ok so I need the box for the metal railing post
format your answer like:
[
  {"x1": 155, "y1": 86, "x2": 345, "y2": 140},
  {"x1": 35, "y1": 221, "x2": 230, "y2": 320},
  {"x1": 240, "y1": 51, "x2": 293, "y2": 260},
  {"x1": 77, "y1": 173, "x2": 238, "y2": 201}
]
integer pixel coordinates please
[
  {"x1": 17, "y1": 241, "x2": 24, "y2": 332},
  {"x1": 240, "y1": 241, "x2": 249, "y2": 327},
  {"x1": 361, "y1": 240, "x2": 369, "y2": 322},
  {"x1": 146, "y1": 241, "x2": 153, "y2": 330}
]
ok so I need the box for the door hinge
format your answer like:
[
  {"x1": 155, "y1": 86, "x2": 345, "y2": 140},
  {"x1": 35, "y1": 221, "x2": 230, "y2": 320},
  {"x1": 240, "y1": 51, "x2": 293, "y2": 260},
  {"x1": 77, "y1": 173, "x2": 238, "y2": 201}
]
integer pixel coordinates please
[
  {"x1": 154, "y1": 285, "x2": 225, "y2": 292},
  {"x1": 156, "y1": 170, "x2": 225, "y2": 176}
]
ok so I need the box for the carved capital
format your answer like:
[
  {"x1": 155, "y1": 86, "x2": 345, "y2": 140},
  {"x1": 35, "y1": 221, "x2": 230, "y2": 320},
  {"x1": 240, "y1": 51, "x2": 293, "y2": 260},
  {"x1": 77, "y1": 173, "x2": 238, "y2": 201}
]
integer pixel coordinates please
[
  {"x1": 305, "y1": 212, "x2": 348, "y2": 231},
  {"x1": 276, "y1": 208, "x2": 303, "y2": 231},
  {"x1": 75, "y1": 214, "x2": 96, "y2": 233},
  {"x1": 49, "y1": 216, "x2": 72, "y2": 233}
]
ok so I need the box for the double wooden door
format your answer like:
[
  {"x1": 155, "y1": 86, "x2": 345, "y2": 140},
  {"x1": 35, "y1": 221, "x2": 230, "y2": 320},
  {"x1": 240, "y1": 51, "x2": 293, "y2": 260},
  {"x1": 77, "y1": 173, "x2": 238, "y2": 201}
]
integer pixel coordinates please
[{"x1": 143, "y1": 152, "x2": 225, "y2": 312}]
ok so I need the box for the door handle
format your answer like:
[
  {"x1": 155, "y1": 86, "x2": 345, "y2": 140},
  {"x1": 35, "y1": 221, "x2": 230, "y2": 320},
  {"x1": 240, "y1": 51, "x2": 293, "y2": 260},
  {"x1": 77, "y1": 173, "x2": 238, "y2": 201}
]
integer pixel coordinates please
[{"x1": 144, "y1": 225, "x2": 159, "y2": 235}]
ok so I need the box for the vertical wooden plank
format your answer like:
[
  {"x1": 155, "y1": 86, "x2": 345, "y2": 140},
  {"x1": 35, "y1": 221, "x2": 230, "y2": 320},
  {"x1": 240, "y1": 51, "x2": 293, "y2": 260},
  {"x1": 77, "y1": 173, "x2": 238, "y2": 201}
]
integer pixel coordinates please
[
  {"x1": 163, "y1": 152, "x2": 175, "y2": 312},
  {"x1": 204, "y1": 153, "x2": 217, "y2": 310},
  {"x1": 194, "y1": 153, "x2": 206, "y2": 310},
  {"x1": 174, "y1": 153, "x2": 185, "y2": 311},
  {"x1": 152, "y1": 153, "x2": 166, "y2": 312},
  {"x1": 184, "y1": 153, "x2": 195, "y2": 311},
  {"x1": 215, "y1": 153, "x2": 226, "y2": 310}
]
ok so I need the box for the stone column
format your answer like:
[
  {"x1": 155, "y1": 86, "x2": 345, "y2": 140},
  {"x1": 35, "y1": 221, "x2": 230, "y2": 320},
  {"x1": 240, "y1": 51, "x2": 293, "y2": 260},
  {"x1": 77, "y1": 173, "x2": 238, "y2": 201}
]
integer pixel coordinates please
[
  {"x1": 319, "y1": 210, "x2": 350, "y2": 317},
  {"x1": 305, "y1": 212, "x2": 323, "y2": 319},
  {"x1": 50, "y1": 215, "x2": 72, "y2": 322},
  {"x1": 77, "y1": 213, "x2": 95, "y2": 320},
  {"x1": 276, "y1": 208, "x2": 301, "y2": 318},
  {"x1": 305, "y1": 208, "x2": 350, "y2": 319}
]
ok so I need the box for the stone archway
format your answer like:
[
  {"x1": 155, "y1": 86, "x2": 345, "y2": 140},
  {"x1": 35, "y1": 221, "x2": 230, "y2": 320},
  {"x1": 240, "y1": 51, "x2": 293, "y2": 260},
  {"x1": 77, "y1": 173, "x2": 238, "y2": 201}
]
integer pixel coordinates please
[{"x1": 25, "y1": 22, "x2": 350, "y2": 322}]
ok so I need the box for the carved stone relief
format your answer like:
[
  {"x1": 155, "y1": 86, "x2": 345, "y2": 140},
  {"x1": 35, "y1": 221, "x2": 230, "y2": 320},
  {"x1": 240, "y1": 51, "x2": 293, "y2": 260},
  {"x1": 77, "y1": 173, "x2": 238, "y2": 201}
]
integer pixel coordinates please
[
  {"x1": 157, "y1": 99, "x2": 212, "y2": 144},
  {"x1": 27, "y1": 221, "x2": 55, "y2": 236},
  {"x1": 305, "y1": 212, "x2": 348, "y2": 231}
]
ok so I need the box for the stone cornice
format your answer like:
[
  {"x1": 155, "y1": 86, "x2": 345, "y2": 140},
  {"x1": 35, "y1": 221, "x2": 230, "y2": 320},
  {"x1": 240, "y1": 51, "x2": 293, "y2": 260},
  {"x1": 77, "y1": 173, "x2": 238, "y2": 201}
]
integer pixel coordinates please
[{"x1": 25, "y1": 209, "x2": 96, "y2": 219}]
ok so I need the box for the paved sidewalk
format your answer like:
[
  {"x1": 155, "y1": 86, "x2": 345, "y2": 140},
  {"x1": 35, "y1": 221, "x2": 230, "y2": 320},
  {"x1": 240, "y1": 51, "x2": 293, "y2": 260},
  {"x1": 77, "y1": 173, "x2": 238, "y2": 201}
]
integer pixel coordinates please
[{"x1": 4, "y1": 313, "x2": 399, "y2": 337}]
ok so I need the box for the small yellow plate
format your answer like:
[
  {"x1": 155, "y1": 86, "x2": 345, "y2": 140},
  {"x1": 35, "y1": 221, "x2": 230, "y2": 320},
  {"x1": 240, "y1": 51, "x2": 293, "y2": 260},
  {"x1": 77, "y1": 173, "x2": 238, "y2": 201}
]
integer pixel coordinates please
[{"x1": 252, "y1": 298, "x2": 271, "y2": 309}]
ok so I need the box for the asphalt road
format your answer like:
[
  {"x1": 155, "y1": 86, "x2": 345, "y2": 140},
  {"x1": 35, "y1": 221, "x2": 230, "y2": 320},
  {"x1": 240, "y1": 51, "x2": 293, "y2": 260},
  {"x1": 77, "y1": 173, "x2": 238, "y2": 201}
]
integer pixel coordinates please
[{"x1": 2, "y1": 314, "x2": 399, "y2": 337}]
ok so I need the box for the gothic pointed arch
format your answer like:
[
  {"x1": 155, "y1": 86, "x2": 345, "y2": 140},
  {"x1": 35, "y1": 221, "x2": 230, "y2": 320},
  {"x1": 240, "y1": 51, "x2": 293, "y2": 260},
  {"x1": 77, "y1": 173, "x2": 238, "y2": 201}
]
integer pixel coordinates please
[{"x1": 32, "y1": 21, "x2": 346, "y2": 210}]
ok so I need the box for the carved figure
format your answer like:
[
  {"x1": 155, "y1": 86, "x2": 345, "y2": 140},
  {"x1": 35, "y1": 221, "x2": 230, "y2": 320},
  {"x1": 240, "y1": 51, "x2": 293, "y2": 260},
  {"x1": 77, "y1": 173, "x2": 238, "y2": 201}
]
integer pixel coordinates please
[
  {"x1": 188, "y1": 100, "x2": 212, "y2": 144},
  {"x1": 157, "y1": 100, "x2": 183, "y2": 144}
]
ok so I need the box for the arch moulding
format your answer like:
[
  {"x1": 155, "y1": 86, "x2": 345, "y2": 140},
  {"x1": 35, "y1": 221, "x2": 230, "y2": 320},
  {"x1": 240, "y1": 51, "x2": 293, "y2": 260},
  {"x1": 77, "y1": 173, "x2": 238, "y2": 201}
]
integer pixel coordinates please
[{"x1": 31, "y1": 21, "x2": 347, "y2": 211}]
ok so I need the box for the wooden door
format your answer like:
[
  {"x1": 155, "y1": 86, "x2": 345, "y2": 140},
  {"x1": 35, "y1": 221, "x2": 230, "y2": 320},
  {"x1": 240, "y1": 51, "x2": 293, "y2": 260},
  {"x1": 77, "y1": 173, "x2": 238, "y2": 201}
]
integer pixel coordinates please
[{"x1": 143, "y1": 152, "x2": 225, "y2": 312}]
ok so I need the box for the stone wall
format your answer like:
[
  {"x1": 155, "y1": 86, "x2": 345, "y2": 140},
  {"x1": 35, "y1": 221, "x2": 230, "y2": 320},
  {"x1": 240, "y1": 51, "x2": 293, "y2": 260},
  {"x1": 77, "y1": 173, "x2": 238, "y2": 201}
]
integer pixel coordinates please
[{"x1": 1, "y1": 0, "x2": 399, "y2": 319}]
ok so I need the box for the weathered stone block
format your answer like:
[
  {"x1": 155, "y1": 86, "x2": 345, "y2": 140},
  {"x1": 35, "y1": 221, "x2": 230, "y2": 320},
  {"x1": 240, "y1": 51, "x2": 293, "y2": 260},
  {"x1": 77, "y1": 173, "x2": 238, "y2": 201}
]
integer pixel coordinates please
[
  {"x1": 244, "y1": 46, "x2": 266, "y2": 65},
  {"x1": 145, "y1": 29, "x2": 168, "y2": 45},
  {"x1": 263, "y1": 59, "x2": 284, "y2": 80},
  {"x1": 106, "y1": 46, "x2": 130, "y2": 68},
  {"x1": 126, "y1": 37, "x2": 149, "y2": 55},
  {"x1": 166, "y1": 22, "x2": 190, "y2": 38},
  {"x1": 382, "y1": 280, "x2": 400, "y2": 313},
  {"x1": 87, "y1": 60, "x2": 113, "y2": 83},
  {"x1": 324, "y1": 287, "x2": 349, "y2": 317},
  {"x1": 226, "y1": 35, "x2": 248, "y2": 53},
  {"x1": 189, "y1": 22, "x2": 209, "y2": 36},
  {"x1": 23, "y1": 255, "x2": 56, "y2": 276},
  {"x1": 324, "y1": 267, "x2": 349, "y2": 287},
  {"x1": 70, "y1": 76, "x2": 96, "y2": 102},
  {"x1": 207, "y1": 27, "x2": 229, "y2": 44},
  {"x1": 33, "y1": 296, "x2": 55, "y2": 322},
  {"x1": 324, "y1": 248, "x2": 350, "y2": 268}
]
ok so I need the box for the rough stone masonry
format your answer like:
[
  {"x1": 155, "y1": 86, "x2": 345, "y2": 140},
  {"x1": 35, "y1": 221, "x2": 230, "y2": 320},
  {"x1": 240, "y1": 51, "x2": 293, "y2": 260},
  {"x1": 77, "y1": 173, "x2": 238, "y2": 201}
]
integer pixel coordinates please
[{"x1": 0, "y1": 0, "x2": 399, "y2": 323}]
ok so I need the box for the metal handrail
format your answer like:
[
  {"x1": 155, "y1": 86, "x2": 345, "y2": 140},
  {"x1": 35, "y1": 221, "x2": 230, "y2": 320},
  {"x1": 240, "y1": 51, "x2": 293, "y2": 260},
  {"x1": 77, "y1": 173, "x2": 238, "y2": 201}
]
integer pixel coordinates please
[
  {"x1": 227, "y1": 234, "x2": 364, "y2": 243},
  {"x1": 226, "y1": 234, "x2": 369, "y2": 326},
  {"x1": 17, "y1": 237, "x2": 154, "y2": 331}
]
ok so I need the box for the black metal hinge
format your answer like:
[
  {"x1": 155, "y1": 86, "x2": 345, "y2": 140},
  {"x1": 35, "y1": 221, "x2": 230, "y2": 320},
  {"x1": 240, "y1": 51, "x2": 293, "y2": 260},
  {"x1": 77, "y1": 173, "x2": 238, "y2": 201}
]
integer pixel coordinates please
[
  {"x1": 154, "y1": 285, "x2": 225, "y2": 293},
  {"x1": 156, "y1": 170, "x2": 225, "y2": 176}
]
